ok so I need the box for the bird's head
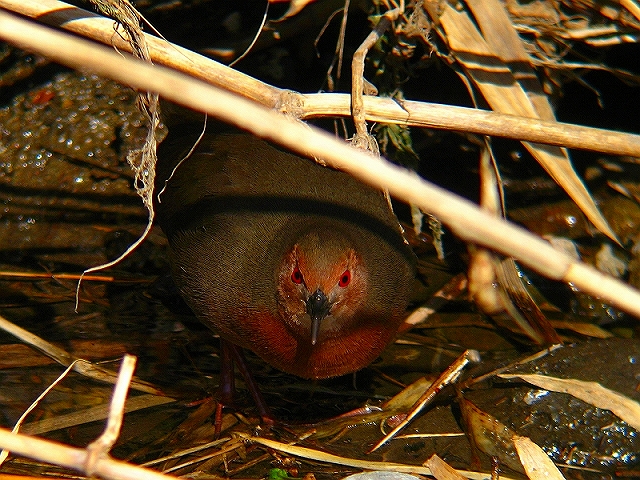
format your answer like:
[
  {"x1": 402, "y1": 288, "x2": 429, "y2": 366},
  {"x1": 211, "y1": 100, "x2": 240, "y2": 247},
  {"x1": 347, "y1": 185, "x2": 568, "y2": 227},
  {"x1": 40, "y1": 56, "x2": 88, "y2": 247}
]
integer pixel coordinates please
[{"x1": 276, "y1": 229, "x2": 368, "y2": 345}]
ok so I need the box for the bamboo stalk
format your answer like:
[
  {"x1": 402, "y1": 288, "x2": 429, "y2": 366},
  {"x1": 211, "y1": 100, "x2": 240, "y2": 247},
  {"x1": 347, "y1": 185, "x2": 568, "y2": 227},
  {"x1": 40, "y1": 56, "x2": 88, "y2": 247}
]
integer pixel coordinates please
[
  {"x1": 1, "y1": 0, "x2": 639, "y2": 157},
  {"x1": 1, "y1": 10, "x2": 639, "y2": 319}
]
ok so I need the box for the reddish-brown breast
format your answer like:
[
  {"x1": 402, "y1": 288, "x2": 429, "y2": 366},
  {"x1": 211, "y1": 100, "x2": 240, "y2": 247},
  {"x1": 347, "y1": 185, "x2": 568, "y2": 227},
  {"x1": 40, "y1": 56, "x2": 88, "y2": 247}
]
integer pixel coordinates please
[{"x1": 155, "y1": 126, "x2": 415, "y2": 379}]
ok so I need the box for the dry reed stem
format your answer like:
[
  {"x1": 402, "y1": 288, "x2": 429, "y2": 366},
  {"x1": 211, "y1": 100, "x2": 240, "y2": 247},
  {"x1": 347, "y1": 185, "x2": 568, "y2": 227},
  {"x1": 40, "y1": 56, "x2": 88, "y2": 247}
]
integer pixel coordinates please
[
  {"x1": 369, "y1": 349, "x2": 480, "y2": 453},
  {"x1": 1, "y1": 10, "x2": 640, "y2": 318},
  {"x1": 2, "y1": 0, "x2": 640, "y2": 157},
  {"x1": 0, "y1": 271, "x2": 152, "y2": 283},
  {"x1": 0, "y1": 361, "x2": 78, "y2": 466},
  {"x1": 21, "y1": 395, "x2": 176, "y2": 436},
  {"x1": 0, "y1": 427, "x2": 505, "y2": 480},
  {"x1": 304, "y1": 94, "x2": 640, "y2": 156},
  {"x1": 0, "y1": 356, "x2": 178, "y2": 480},
  {"x1": 84, "y1": 355, "x2": 137, "y2": 477},
  {"x1": 236, "y1": 433, "x2": 519, "y2": 480},
  {"x1": 0, "y1": 313, "x2": 164, "y2": 395},
  {"x1": 1, "y1": 0, "x2": 278, "y2": 104}
]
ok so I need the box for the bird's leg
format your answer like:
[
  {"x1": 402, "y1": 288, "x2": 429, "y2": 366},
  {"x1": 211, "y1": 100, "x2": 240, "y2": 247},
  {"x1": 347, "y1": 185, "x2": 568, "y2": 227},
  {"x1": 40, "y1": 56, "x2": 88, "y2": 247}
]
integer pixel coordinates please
[
  {"x1": 214, "y1": 339, "x2": 236, "y2": 437},
  {"x1": 219, "y1": 339, "x2": 236, "y2": 403},
  {"x1": 227, "y1": 342, "x2": 274, "y2": 424}
]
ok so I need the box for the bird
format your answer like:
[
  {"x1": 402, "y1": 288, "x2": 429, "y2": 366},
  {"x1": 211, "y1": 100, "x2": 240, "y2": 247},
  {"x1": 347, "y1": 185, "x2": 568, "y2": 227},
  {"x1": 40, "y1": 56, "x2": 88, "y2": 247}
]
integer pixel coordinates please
[{"x1": 154, "y1": 123, "x2": 415, "y2": 380}]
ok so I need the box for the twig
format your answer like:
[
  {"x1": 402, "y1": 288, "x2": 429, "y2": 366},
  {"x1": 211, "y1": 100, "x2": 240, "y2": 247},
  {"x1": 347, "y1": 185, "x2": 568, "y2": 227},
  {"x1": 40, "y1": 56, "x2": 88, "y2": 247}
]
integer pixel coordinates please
[
  {"x1": 229, "y1": 0, "x2": 269, "y2": 67},
  {"x1": 84, "y1": 355, "x2": 136, "y2": 476},
  {"x1": 0, "y1": 270, "x2": 152, "y2": 283},
  {"x1": 3, "y1": 0, "x2": 639, "y2": 157},
  {"x1": 368, "y1": 349, "x2": 481, "y2": 453},
  {"x1": 351, "y1": 16, "x2": 388, "y2": 138},
  {"x1": 315, "y1": 7, "x2": 344, "y2": 91},
  {"x1": 0, "y1": 313, "x2": 163, "y2": 395},
  {"x1": 0, "y1": 360, "x2": 79, "y2": 466},
  {"x1": 351, "y1": 5, "x2": 401, "y2": 140},
  {"x1": 459, "y1": 344, "x2": 563, "y2": 390},
  {"x1": 237, "y1": 433, "x2": 518, "y2": 480},
  {"x1": 0, "y1": 356, "x2": 178, "y2": 480}
]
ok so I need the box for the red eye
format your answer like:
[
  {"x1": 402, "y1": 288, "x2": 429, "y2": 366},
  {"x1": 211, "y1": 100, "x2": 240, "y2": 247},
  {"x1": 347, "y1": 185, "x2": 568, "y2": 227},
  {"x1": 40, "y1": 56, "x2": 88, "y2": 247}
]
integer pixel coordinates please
[
  {"x1": 291, "y1": 267, "x2": 303, "y2": 284},
  {"x1": 338, "y1": 270, "x2": 351, "y2": 287}
]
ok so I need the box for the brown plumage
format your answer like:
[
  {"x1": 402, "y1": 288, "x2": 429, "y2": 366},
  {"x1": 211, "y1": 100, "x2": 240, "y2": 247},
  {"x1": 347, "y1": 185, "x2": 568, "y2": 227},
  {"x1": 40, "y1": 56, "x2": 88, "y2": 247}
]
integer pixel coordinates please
[{"x1": 155, "y1": 126, "x2": 415, "y2": 379}]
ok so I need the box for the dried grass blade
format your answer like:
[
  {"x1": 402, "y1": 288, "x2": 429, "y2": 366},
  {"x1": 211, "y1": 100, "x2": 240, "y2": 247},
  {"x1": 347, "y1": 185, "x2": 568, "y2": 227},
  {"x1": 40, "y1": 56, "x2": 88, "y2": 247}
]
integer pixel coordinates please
[
  {"x1": 20, "y1": 394, "x2": 175, "y2": 436},
  {"x1": 432, "y1": 0, "x2": 617, "y2": 241},
  {"x1": 513, "y1": 435, "x2": 566, "y2": 480},
  {"x1": 0, "y1": 314, "x2": 164, "y2": 395},
  {"x1": 499, "y1": 373, "x2": 640, "y2": 430}
]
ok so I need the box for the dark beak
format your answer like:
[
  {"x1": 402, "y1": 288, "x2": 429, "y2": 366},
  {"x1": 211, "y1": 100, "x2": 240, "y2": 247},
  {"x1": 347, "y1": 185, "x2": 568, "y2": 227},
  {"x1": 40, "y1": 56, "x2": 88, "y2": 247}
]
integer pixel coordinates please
[{"x1": 306, "y1": 289, "x2": 331, "y2": 346}]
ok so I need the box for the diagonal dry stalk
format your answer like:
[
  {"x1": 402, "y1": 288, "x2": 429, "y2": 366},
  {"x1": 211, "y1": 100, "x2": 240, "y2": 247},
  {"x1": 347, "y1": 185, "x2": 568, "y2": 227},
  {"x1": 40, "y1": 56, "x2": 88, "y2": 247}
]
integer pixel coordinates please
[
  {"x1": 1, "y1": 10, "x2": 640, "y2": 319},
  {"x1": 420, "y1": 0, "x2": 619, "y2": 240},
  {"x1": 0, "y1": 313, "x2": 165, "y2": 395},
  {"x1": 0, "y1": 3, "x2": 636, "y2": 476},
  {"x1": 2, "y1": 0, "x2": 640, "y2": 158},
  {"x1": 0, "y1": 355, "x2": 180, "y2": 480}
]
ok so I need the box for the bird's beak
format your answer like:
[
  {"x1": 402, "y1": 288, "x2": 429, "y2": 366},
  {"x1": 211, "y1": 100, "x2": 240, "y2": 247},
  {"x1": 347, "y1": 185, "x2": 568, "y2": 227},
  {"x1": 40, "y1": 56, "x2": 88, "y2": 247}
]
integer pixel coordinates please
[{"x1": 306, "y1": 289, "x2": 331, "y2": 346}]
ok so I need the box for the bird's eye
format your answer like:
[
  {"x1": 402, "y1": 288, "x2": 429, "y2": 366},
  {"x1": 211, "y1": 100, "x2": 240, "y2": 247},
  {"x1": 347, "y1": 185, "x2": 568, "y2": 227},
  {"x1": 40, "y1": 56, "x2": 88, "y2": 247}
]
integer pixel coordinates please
[
  {"x1": 338, "y1": 270, "x2": 351, "y2": 287},
  {"x1": 291, "y1": 267, "x2": 304, "y2": 284}
]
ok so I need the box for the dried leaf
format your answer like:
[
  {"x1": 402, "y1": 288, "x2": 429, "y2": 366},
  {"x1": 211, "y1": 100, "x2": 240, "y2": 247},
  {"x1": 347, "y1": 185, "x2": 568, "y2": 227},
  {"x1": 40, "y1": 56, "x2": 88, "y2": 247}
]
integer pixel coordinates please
[
  {"x1": 513, "y1": 435, "x2": 566, "y2": 480},
  {"x1": 425, "y1": 454, "x2": 467, "y2": 480},
  {"x1": 21, "y1": 394, "x2": 175, "y2": 436},
  {"x1": 275, "y1": 0, "x2": 317, "y2": 20},
  {"x1": 458, "y1": 396, "x2": 523, "y2": 473},
  {"x1": 499, "y1": 373, "x2": 640, "y2": 430},
  {"x1": 427, "y1": 0, "x2": 617, "y2": 241},
  {"x1": 549, "y1": 320, "x2": 614, "y2": 338}
]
